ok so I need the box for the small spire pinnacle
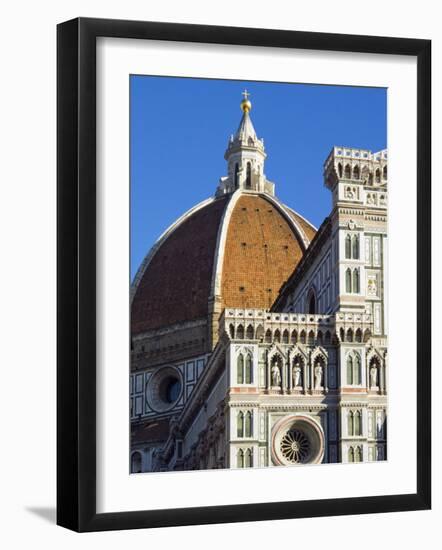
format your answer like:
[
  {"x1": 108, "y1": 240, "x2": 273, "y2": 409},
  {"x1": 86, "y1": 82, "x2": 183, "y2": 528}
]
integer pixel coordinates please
[{"x1": 240, "y1": 89, "x2": 252, "y2": 113}]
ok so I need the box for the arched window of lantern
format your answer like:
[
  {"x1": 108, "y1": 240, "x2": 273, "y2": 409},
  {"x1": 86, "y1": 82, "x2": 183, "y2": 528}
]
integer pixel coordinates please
[
  {"x1": 355, "y1": 410, "x2": 362, "y2": 436},
  {"x1": 348, "y1": 411, "x2": 354, "y2": 436},
  {"x1": 245, "y1": 411, "x2": 253, "y2": 437},
  {"x1": 234, "y1": 163, "x2": 239, "y2": 188},
  {"x1": 348, "y1": 447, "x2": 354, "y2": 463},
  {"x1": 353, "y1": 165, "x2": 360, "y2": 180},
  {"x1": 237, "y1": 449, "x2": 244, "y2": 468},
  {"x1": 131, "y1": 451, "x2": 142, "y2": 474},
  {"x1": 354, "y1": 353, "x2": 362, "y2": 385},
  {"x1": 246, "y1": 324, "x2": 254, "y2": 340},
  {"x1": 346, "y1": 268, "x2": 352, "y2": 293},
  {"x1": 347, "y1": 355, "x2": 354, "y2": 385},
  {"x1": 245, "y1": 354, "x2": 253, "y2": 384},
  {"x1": 353, "y1": 268, "x2": 360, "y2": 293},
  {"x1": 246, "y1": 162, "x2": 252, "y2": 188},
  {"x1": 352, "y1": 234, "x2": 359, "y2": 259},
  {"x1": 344, "y1": 164, "x2": 351, "y2": 179},
  {"x1": 237, "y1": 354, "x2": 244, "y2": 384},
  {"x1": 345, "y1": 234, "x2": 352, "y2": 259},
  {"x1": 338, "y1": 163, "x2": 343, "y2": 178},
  {"x1": 237, "y1": 411, "x2": 244, "y2": 437}
]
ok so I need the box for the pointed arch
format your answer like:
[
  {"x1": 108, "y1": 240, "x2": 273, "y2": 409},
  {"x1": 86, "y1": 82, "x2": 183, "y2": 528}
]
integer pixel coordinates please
[
  {"x1": 355, "y1": 446, "x2": 363, "y2": 462},
  {"x1": 355, "y1": 410, "x2": 362, "y2": 436},
  {"x1": 383, "y1": 165, "x2": 387, "y2": 180},
  {"x1": 340, "y1": 327, "x2": 345, "y2": 342},
  {"x1": 237, "y1": 448, "x2": 244, "y2": 468},
  {"x1": 317, "y1": 330, "x2": 323, "y2": 346},
  {"x1": 245, "y1": 448, "x2": 253, "y2": 468},
  {"x1": 346, "y1": 328, "x2": 353, "y2": 342},
  {"x1": 246, "y1": 324, "x2": 254, "y2": 340},
  {"x1": 245, "y1": 411, "x2": 253, "y2": 437},
  {"x1": 338, "y1": 162, "x2": 343, "y2": 178},
  {"x1": 348, "y1": 411, "x2": 354, "y2": 436},
  {"x1": 344, "y1": 164, "x2": 351, "y2": 179},
  {"x1": 348, "y1": 447, "x2": 354, "y2": 463},
  {"x1": 234, "y1": 163, "x2": 239, "y2": 188},
  {"x1": 346, "y1": 268, "x2": 352, "y2": 293},
  {"x1": 355, "y1": 328, "x2": 362, "y2": 343},
  {"x1": 237, "y1": 411, "x2": 244, "y2": 437},
  {"x1": 363, "y1": 328, "x2": 371, "y2": 343},
  {"x1": 245, "y1": 354, "x2": 253, "y2": 384},
  {"x1": 282, "y1": 329, "x2": 289, "y2": 344},
  {"x1": 375, "y1": 168, "x2": 381, "y2": 183},
  {"x1": 345, "y1": 234, "x2": 352, "y2": 259},
  {"x1": 237, "y1": 353, "x2": 244, "y2": 384},
  {"x1": 265, "y1": 329, "x2": 272, "y2": 343},
  {"x1": 352, "y1": 234, "x2": 359, "y2": 259},
  {"x1": 347, "y1": 355, "x2": 354, "y2": 385},
  {"x1": 255, "y1": 324, "x2": 264, "y2": 341},
  {"x1": 353, "y1": 165, "x2": 360, "y2": 180},
  {"x1": 299, "y1": 330, "x2": 306, "y2": 344},
  {"x1": 229, "y1": 323, "x2": 235, "y2": 339},
  {"x1": 291, "y1": 329, "x2": 298, "y2": 344},
  {"x1": 274, "y1": 329, "x2": 281, "y2": 343},
  {"x1": 307, "y1": 287, "x2": 317, "y2": 314},
  {"x1": 353, "y1": 268, "x2": 360, "y2": 293},
  {"x1": 354, "y1": 353, "x2": 362, "y2": 385}
]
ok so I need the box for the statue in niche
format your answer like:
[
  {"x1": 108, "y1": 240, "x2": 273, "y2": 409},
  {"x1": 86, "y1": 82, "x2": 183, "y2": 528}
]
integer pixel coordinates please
[
  {"x1": 314, "y1": 363, "x2": 323, "y2": 389},
  {"x1": 271, "y1": 363, "x2": 281, "y2": 387},
  {"x1": 292, "y1": 361, "x2": 302, "y2": 388},
  {"x1": 370, "y1": 365, "x2": 378, "y2": 388}
]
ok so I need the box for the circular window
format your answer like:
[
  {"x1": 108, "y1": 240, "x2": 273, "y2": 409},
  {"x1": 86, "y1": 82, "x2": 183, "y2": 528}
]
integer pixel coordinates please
[
  {"x1": 147, "y1": 367, "x2": 182, "y2": 412},
  {"x1": 272, "y1": 415, "x2": 324, "y2": 466}
]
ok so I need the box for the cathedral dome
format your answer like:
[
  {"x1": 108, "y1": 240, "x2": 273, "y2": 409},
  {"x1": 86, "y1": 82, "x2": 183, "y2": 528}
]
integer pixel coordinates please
[
  {"x1": 131, "y1": 190, "x2": 316, "y2": 337},
  {"x1": 131, "y1": 92, "x2": 316, "y2": 343}
]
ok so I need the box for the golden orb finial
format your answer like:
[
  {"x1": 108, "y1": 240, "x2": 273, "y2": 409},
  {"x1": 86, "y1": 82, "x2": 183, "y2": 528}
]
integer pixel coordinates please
[{"x1": 240, "y1": 89, "x2": 252, "y2": 113}]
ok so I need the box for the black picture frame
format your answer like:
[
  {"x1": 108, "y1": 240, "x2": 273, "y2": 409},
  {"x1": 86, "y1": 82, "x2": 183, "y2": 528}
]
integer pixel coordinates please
[{"x1": 57, "y1": 17, "x2": 431, "y2": 532}]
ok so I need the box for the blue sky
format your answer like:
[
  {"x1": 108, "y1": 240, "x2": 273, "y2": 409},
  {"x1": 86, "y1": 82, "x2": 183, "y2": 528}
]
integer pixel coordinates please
[{"x1": 130, "y1": 76, "x2": 386, "y2": 280}]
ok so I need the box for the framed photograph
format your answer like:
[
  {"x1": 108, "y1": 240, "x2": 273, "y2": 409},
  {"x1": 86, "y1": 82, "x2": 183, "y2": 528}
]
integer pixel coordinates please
[{"x1": 57, "y1": 17, "x2": 431, "y2": 532}]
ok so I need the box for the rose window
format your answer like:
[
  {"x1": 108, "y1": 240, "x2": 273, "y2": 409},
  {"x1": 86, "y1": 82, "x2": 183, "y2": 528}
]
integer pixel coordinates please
[{"x1": 280, "y1": 428, "x2": 311, "y2": 463}]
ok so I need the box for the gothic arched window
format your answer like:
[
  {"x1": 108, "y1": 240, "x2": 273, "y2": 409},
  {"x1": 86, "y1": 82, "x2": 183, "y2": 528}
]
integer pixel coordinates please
[
  {"x1": 237, "y1": 411, "x2": 244, "y2": 437},
  {"x1": 131, "y1": 451, "x2": 142, "y2": 474},
  {"x1": 265, "y1": 329, "x2": 272, "y2": 343},
  {"x1": 237, "y1": 354, "x2": 244, "y2": 384},
  {"x1": 246, "y1": 324, "x2": 254, "y2": 340},
  {"x1": 237, "y1": 324, "x2": 244, "y2": 339},
  {"x1": 344, "y1": 164, "x2": 351, "y2": 179},
  {"x1": 375, "y1": 168, "x2": 381, "y2": 183},
  {"x1": 348, "y1": 411, "x2": 354, "y2": 436},
  {"x1": 353, "y1": 268, "x2": 360, "y2": 293},
  {"x1": 246, "y1": 162, "x2": 252, "y2": 188},
  {"x1": 338, "y1": 163, "x2": 343, "y2": 178},
  {"x1": 274, "y1": 329, "x2": 281, "y2": 343},
  {"x1": 354, "y1": 354, "x2": 362, "y2": 385},
  {"x1": 346, "y1": 268, "x2": 352, "y2": 293},
  {"x1": 237, "y1": 449, "x2": 244, "y2": 468},
  {"x1": 245, "y1": 448, "x2": 253, "y2": 468},
  {"x1": 353, "y1": 165, "x2": 360, "y2": 180},
  {"x1": 245, "y1": 354, "x2": 253, "y2": 384},
  {"x1": 383, "y1": 165, "x2": 387, "y2": 180},
  {"x1": 355, "y1": 446, "x2": 363, "y2": 462},
  {"x1": 245, "y1": 411, "x2": 253, "y2": 437},
  {"x1": 308, "y1": 290, "x2": 316, "y2": 314},
  {"x1": 348, "y1": 447, "x2": 354, "y2": 463},
  {"x1": 355, "y1": 410, "x2": 362, "y2": 436},
  {"x1": 347, "y1": 355, "x2": 354, "y2": 385},
  {"x1": 352, "y1": 234, "x2": 359, "y2": 259},
  {"x1": 345, "y1": 234, "x2": 352, "y2": 259}
]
